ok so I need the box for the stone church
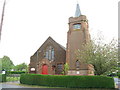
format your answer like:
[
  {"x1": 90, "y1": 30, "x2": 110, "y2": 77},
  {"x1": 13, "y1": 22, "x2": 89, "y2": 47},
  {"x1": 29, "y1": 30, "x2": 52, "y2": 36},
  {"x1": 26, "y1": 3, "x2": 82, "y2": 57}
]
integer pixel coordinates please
[{"x1": 29, "y1": 3, "x2": 94, "y2": 75}]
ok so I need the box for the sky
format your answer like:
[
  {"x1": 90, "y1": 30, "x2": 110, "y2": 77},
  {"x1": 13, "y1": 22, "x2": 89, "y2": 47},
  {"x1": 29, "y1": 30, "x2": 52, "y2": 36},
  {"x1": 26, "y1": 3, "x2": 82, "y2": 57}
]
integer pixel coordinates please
[{"x1": 0, "y1": 0, "x2": 119, "y2": 65}]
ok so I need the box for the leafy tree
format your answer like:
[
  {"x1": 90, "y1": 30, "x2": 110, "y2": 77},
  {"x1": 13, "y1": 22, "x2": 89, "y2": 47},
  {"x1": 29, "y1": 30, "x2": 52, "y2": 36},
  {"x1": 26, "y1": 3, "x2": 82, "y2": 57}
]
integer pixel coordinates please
[
  {"x1": 14, "y1": 63, "x2": 28, "y2": 71},
  {"x1": 76, "y1": 38, "x2": 118, "y2": 75},
  {"x1": 0, "y1": 56, "x2": 14, "y2": 71}
]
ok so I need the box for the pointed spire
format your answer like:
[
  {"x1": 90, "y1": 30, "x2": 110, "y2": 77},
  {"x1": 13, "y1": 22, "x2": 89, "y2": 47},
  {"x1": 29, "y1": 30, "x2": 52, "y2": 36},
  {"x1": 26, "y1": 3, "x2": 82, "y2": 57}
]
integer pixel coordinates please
[{"x1": 75, "y1": 3, "x2": 81, "y2": 17}]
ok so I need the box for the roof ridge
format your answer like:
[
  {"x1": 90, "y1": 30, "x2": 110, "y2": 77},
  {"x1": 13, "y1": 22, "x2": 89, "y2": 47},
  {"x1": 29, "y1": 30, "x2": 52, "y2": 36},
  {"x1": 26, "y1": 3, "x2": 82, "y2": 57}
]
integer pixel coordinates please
[
  {"x1": 49, "y1": 37, "x2": 66, "y2": 50},
  {"x1": 32, "y1": 36, "x2": 66, "y2": 56}
]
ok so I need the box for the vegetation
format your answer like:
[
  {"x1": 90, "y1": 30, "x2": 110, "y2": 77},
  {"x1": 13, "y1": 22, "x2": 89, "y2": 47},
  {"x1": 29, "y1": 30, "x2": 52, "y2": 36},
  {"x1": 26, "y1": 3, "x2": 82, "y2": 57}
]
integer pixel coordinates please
[
  {"x1": 14, "y1": 63, "x2": 28, "y2": 71},
  {"x1": 6, "y1": 71, "x2": 27, "y2": 74},
  {"x1": 0, "y1": 56, "x2": 14, "y2": 71},
  {"x1": 76, "y1": 37, "x2": 118, "y2": 75},
  {"x1": 62, "y1": 63, "x2": 69, "y2": 75},
  {"x1": 6, "y1": 77, "x2": 20, "y2": 82},
  {"x1": 20, "y1": 74, "x2": 115, "y2": 88},
  {"x1": 118, "y1": 72, "x2": 120, "y2": 78},
  {"x1": 0, "y1": 74, "x2": 6, "y2": 82},
  {"x1": 0, "y1": 56, "x2": 28, "y2": 72},
  {"x1": 118, "y1": 75, "x2": 120, "y2": 78},
  {"x1": 117, "y1": 62, "x2": 120, "y2": 78}
]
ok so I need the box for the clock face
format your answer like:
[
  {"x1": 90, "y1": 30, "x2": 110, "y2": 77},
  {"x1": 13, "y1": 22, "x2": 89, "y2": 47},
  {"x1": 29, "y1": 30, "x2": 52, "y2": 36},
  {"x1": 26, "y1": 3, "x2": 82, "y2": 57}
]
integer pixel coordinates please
[{"x1": 73, "y1": 24, "x2": 81, "y2": 30}]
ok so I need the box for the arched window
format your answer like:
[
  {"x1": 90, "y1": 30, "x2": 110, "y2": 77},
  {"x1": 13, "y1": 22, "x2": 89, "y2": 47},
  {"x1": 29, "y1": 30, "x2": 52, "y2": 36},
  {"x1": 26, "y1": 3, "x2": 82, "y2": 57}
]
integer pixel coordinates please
[
  {"x1": 45, "y1": 46, "x2": 54, "y2": 61},
  {"x1": 76, "y1": 60, "x2": 80, "y2": 69}
]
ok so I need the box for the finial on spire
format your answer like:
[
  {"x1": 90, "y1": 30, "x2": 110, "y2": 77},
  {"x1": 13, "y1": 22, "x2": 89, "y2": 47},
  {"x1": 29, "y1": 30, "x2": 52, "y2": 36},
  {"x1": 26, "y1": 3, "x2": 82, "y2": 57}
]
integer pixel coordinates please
[{"x1": 75, "y1": 3, "x2": 81, "y2": 17}]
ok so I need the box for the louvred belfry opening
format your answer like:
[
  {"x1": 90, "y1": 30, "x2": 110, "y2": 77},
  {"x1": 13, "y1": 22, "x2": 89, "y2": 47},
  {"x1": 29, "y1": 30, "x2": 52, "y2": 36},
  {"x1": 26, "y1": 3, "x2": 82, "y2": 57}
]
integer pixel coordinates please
[{"x1": 42, "y1": 64, "x2": 48, "y2": 75}]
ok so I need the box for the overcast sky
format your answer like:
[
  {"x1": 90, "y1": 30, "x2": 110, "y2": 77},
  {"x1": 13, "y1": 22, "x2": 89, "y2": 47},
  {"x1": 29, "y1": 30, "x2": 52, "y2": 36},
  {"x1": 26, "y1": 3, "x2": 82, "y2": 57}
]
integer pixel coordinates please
[{"x1": 0, "y1": 0, "x2": 119, "y2": 65}]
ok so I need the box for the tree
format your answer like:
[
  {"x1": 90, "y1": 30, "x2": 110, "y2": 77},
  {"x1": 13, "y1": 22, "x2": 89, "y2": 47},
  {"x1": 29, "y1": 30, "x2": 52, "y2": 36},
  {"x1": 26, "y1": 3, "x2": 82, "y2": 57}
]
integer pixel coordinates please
[
  {"x1": 76, "y1": 38, "x2": 118, "y2": 75},
  {"x1": 14, "y1": 63, "x2": 28, "y2": 71},
  {"x1": 0, "y1": 56, "x2": 14, "y2": 71},
  {"x1": 62, "y1": 63, "x2": 69, "y2": 75}
]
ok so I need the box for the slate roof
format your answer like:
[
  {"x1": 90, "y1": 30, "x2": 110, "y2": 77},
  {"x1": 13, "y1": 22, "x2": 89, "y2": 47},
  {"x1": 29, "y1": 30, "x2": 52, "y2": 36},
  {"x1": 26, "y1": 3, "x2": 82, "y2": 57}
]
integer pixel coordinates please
[
  {"x1": 33, "y1": 36, "x2": 66, "y2": 56},
  {"x1": 47, "y1": 36, "x2": 66, "y2": 50}
]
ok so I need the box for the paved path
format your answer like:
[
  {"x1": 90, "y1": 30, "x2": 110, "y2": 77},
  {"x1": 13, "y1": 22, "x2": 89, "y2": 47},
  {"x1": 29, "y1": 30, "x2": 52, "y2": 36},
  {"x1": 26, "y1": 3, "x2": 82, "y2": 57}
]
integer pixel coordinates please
[
  {"x1": 114, "y1": 77, "x2": 120, "y2": 89},
  {"x1": 1, "y1": 83, "x2": 26, "y2": 88},
  {"x1": 0, "y1": 81, "x2": 32, "y2": 89}
]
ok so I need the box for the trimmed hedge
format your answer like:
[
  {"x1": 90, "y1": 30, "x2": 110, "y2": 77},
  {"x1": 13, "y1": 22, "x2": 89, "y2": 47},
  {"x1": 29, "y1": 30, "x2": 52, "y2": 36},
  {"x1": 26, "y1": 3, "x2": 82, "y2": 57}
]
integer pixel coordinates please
[
  {"x1": 20, "y1": 74, "x2": 115, "y2": 88},
  {"x1": 0, "y1": 74, "x2": 6, "y2": 82},
  {"x1": 6, "y1": 71, "x2": 27, "y2": 74}
]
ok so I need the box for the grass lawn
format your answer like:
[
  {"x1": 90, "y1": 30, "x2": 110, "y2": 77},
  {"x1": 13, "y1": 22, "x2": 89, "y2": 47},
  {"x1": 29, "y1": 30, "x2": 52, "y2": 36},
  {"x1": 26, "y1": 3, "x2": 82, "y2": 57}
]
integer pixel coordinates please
[
  {"x1": 19, "y1": 83, "x2": 61, "y2": 88},
  {"x1": 6, "y1": 77, "x2": 20, "y2": 82},
  {"x1": 114, "y1": 76, "x2": 118, "y2": 78},
  {"x1": 18, "y1": 84, "x2": 116, "y2": 90}
]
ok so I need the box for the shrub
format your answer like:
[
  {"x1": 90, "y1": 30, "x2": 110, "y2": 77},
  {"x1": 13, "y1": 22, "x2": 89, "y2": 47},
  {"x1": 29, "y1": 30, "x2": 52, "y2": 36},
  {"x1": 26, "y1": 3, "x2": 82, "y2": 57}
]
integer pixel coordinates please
[
  {"x1": 0, "y1": 74, "x2": 6, "y2": 82},
  {"x1": 6, "y1": 71, "x2": 27, "y2": 74},
  {"x1": 107, "y1": 73, "x2": 117, "y2": 77},
  {"x1": 118, "y1": 72, "x2": 120, "y2": 78},
  {"x1": 20, "y1": 74, "x2": 115, "y2": 88}
]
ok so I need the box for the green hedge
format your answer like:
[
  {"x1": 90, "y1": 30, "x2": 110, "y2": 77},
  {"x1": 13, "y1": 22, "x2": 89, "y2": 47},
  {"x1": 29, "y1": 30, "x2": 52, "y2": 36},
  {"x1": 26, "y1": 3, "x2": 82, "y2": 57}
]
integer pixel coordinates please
[
  {"x1": 6, "y1": 71, "x2": 27, "y2": 74},
  {"x1": 0, "y1": 74, "x2": 6, "y2": 82},
  {"x1": 20, "y1": 74, "x2": 115, "y2": 88}
]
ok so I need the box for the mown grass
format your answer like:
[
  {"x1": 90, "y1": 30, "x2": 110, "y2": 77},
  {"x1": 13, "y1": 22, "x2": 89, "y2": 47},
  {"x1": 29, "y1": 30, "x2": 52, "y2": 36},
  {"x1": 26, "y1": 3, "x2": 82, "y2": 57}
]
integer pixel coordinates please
[
  {"x1": 6, "y1": 77, "x2": 20, "y2": 82},
  {"x1": 18, "y1": 84, "x2": 116, "y2": 90}
]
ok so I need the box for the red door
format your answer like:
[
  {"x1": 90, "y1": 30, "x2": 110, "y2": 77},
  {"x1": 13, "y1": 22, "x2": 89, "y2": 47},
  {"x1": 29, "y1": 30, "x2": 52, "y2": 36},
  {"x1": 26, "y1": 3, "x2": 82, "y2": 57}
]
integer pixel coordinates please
[{"x1": 42, "y1": 64, "x2": 48, "y2": 75}]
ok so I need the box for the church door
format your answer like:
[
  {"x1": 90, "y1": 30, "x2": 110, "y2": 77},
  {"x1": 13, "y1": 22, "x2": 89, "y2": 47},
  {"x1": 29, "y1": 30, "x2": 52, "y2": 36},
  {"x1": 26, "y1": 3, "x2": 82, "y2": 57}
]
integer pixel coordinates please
[{"x1": 42, "y1": 64, "x2": 48, "y2": 75}]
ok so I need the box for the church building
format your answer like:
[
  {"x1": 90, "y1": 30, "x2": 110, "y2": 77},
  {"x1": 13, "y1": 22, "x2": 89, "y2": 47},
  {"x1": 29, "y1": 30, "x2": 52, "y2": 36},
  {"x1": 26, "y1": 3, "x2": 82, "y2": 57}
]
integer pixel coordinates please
[{"x1": 29, "y1": 3, "x2": 94, "y2": 75}]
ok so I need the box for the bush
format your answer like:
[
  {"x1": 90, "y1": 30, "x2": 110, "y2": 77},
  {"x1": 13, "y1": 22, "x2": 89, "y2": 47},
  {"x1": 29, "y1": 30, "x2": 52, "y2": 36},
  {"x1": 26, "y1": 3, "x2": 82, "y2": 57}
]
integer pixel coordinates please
[
  {"x1": 118, "y1": 72, "x2": 120, "y2": 78},
  {"x1": 107, "y1": 73, "x2": 117, "y2": 77},
  {"x1": 20, "y1": 74, "x2": 115, "y2": 88},
  {"x1": 0, "y1": 74, "x2": 6, "y2": 82},
  {"x1": 6, "y1": 71, "x2": 27, "y2": 74}
]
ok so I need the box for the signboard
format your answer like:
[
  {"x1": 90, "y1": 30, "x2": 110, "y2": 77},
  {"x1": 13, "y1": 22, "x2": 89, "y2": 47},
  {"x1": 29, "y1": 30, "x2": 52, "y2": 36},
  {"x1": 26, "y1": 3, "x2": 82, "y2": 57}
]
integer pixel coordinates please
[
  {"x1": 77, "y1": 71, "x2": 80, "y2": 74},
  {"x1": 2, "y1": 71, "x2": 5, "y2": 74},
  {"x1": 31, "y1": 68, "x2": 35, "y2": 71}
]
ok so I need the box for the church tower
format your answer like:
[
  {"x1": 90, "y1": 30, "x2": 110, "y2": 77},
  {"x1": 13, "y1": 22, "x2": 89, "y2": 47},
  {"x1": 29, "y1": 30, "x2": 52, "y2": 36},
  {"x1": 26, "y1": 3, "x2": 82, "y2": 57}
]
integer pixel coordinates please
[{"x1": 66, "y1": 3, "x2": 93, "y2": 75}]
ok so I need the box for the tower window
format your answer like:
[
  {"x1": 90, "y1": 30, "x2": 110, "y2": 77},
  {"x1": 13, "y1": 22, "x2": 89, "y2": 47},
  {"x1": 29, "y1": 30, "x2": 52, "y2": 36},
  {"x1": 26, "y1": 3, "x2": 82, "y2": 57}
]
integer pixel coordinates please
[
  {"x1": 45, "y1": 46, "x2": 54, "y2": 61},
  {"x1": 73, "y1": 24, "x2": 81, "y2": 30}
]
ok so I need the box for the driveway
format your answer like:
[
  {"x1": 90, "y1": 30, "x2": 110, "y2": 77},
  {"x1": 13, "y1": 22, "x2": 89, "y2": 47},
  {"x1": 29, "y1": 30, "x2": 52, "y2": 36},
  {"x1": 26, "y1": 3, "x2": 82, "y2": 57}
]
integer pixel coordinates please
[
  {"x1": 0, "y1": 82, "x2": 29, "y2": 89},
  {"x1": 0, "y1": 82, "x2": 56, "y2": 90},
  {"x1": 0, "y1": 82, "x2": 63, "y2": 90},
  {"x1": 113, "y1": 77, "x2": 120, "y2": 89}
]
